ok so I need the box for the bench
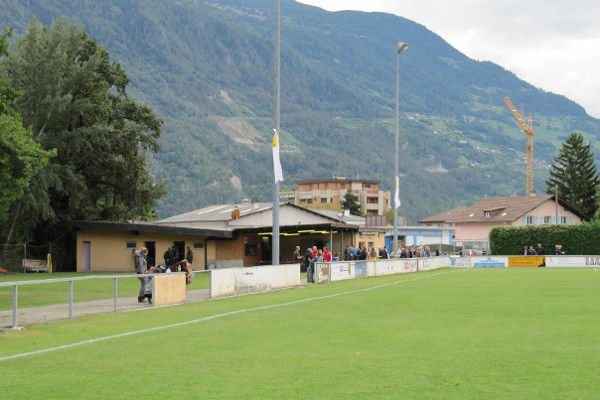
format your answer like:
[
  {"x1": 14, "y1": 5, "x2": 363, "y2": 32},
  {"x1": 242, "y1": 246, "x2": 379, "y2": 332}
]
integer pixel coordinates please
[{"x1": 23, "y1": 258, "x2": 50, "y2": 273}]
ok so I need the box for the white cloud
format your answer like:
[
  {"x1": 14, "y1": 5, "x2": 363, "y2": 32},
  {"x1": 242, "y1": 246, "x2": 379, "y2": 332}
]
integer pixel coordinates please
[{"x1": 297, "y1": 0, "x2": 600, "y2": 118}]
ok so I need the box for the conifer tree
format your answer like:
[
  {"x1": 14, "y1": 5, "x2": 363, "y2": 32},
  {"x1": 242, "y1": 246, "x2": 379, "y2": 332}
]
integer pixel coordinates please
[
  {"x1": 340, "y1": 190, "x2": 362, "y2": 216},
  {"x1": 546, "y1": 132, "x2": 599, "y2": 219}
]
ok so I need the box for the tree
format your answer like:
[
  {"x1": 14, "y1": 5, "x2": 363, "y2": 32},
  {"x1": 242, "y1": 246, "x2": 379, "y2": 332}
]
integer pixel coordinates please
[
  {"x1": 545, "y1": 132, "x2": 599, "y2": 219},
  {"x1": 340, "y1": 190, "x2": 361, "y2": 216},
  {"x1": 1, "y1": 18, "x2": 166, "y2": 244},
  {"x1": 0, "y1": 29, "x2": 54, "y2": 216}
]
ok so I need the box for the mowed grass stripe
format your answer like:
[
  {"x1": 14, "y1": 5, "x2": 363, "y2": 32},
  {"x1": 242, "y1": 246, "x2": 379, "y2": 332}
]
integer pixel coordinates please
[{"x1": 2, "y1": 268, "x2": 599, "y2": 399}]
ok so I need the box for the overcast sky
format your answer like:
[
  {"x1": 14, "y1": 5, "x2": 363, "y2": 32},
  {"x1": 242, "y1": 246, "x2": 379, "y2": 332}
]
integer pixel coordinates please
[{"x1": 297, "y1": 0, "x2": 600, "y2": 119}]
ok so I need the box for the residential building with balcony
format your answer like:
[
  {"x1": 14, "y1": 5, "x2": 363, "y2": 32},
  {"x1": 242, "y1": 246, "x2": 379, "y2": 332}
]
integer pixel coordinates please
[{"x1": 280, "y1": 175, "x2": 390, "y2": 216}]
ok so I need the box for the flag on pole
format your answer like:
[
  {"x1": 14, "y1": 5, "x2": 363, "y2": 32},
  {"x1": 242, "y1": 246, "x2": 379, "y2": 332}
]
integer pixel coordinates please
[
  {"x1": 272, "y1": 129, "x2": 284, "y2": 183},
  {"x1": 395, "y1": 175, "x2": 401, "y2": 209}
]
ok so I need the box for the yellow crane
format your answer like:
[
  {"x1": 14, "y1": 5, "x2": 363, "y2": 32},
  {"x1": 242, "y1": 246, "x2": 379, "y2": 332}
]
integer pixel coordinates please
[{"x1": 504, "y1": 97, "x2": 534, "y2": 196}]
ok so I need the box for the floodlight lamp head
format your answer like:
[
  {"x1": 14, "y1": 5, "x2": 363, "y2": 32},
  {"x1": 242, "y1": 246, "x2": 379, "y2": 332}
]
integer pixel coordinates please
[{"x1": 396, "y1": 42, "x2": 408, "y2": 54}]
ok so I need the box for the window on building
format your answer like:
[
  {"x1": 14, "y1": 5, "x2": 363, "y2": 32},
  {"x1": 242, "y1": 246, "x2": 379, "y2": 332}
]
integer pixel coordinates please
[
  {"x1": 307, "y1": 199, "x2": 313, "y2": 204},
  {"x1": 484, "y1": 211, "x2": 491, "y2": 218},
  {"x1": 543, "y1": 216, "x2": 552, "y2": 224},
  {"x1": 321, "y1": 198, "x2": 327, "y2": 204},
  {"x1": 526, "y1": 216, "x2": 535, "y2": 225},
  {"x1": 193, "y1": 242, "x2": 204, "y2": 249},
  {"x1": 560, "y1": 216, "x2": 568, "y2": 224},
  {"x1": 125, "y1": 241, "x2": 137, "y2": 250}
]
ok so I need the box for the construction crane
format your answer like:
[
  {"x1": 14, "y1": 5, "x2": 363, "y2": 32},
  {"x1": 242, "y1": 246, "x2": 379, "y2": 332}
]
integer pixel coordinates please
[{"x1": 504, "y1": 97, "x2": 534, "y2": 196}]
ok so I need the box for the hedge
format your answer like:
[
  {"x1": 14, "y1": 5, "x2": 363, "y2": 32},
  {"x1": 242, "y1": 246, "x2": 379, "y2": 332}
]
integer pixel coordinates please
[{"x1": 489, "y1": 221, "x2": 600, "y2": 255}]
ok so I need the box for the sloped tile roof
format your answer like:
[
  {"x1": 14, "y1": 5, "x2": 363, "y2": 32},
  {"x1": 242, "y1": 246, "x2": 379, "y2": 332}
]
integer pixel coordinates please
[{"x1": 418, "y1": 195, "x2": 556, "y2": 224}]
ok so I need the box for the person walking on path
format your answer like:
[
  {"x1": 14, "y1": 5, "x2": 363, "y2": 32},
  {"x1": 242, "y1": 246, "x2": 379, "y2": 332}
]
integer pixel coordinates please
[{"x1": 136, "y1": 247, "x2": 149, "y2": 303}]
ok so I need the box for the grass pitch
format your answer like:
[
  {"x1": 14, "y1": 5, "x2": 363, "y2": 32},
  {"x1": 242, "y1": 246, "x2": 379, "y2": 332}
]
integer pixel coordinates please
[{"x1": 1, "y1": 267, "x2": 599, "y2": 399}]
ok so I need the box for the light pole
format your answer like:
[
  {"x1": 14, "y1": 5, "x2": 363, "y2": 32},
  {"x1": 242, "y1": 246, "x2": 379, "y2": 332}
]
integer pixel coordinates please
[
  {"x1": 394, "y1": 42, "x2": 407, "y2": 257},
  {"x1": 273, "y1": 0, "x2": 281, "y2": 265}
]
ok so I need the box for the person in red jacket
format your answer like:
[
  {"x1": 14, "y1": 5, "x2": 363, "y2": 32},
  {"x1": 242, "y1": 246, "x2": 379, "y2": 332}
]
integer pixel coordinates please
[{"x1": 323, "y1": 246, "x2": 332, "y2": 262}]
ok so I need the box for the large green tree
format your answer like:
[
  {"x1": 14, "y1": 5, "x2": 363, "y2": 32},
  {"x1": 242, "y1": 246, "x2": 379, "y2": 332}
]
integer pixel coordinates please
[
  {"x1": 1, "y1": 18, "x2": 165, "y2": 243},
  {"x1": 545, "y1": 132, "x2": 599, "y2": 219},
  {"x1": 340, "y1": 190, "x2": 362, "y2": 216},
  {"x1": 0, "y1": 29, "x2": 54, "y2": 217}
]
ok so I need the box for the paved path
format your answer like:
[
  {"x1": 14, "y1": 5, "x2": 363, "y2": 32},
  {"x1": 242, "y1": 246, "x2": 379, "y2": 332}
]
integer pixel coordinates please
[{"x1": 0, "y1": 289, "x2": 210, "y2": 330}]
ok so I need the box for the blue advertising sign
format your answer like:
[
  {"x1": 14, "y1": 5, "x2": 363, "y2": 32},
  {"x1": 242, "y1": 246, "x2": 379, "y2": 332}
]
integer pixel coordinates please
[{"x1": 355, "y1": 261, "x2": 367, "y2": 277}]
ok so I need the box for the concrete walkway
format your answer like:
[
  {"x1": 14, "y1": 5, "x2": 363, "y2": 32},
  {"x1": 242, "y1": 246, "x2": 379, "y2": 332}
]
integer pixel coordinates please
[{"x1": 0, "y1": 289, "x2": 210, "y2": 330}]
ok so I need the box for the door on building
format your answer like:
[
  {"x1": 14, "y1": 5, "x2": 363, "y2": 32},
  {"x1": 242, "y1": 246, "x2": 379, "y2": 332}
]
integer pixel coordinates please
[
  {"x1": 173, "y1": 241, "x2": 185, "y2": 263},
  {"x1": 83, "y1": 241, "x2": 91, "y2": 271},
  {"x1": 260, "y1": 236, "x2": 271, "y2": 264},
  {"x1": 144, "y1": 241, "x2": 156, "y2": 267}
]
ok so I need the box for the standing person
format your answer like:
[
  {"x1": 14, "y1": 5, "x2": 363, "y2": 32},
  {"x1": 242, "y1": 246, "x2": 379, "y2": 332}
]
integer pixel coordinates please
[
  {"x1": 368, "y1": 247, "x2": 377, "y2": 260},
  {"x1": 163, "y1": 247, "x2": 173, "y2": 267},
  {"x1": 344, "y1": 245, "x2": 350, "y2": 261},
  {"x1": 348, "y1": 246, "x2": 356, "y2": 260},
  {"x1": 323, "y1": 246, "x2": 332, "y2": 262},
  {"x1": 535, "y1": 243, "x2": 545, "y2": 255},
  {"x1": 136, "y1": 247, "x2": 149, "y2": 303},
  {"x1": 304, "y1": 248, "x2": 314, "y2": 282},
  {"x1": 294, "y1": 246, "x2": 303, "y2": 266},
  {"x1": 186, "y1": 246, "x2": 194, "y2": 265},
  {"x1": 379, "y1": 246, "x2": 389, "y2": 260},
  {"x1": 435, "y1": 246, "x2": 441, "y2": 256},
  {"x1": 424, "y1": 246, "x2": 431, "y2": 257},
  {"x1": 301, "y1": 247, "x2": 312, "y2": 273},
  {"x1": 311, "y1": 246, "x2": 318, "y2": 259}
]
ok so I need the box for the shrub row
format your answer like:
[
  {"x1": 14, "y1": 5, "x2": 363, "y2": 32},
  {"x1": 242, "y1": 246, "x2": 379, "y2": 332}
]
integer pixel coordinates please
[{"x1": 489, "y1": 221, "x2": 600, "y2": 255}]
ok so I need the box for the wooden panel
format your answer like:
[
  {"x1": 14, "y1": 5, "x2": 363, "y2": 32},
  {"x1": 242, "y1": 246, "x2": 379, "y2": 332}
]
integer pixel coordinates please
[{"x1": 153, "y1": 273, "x2": 187, "y2": 306}]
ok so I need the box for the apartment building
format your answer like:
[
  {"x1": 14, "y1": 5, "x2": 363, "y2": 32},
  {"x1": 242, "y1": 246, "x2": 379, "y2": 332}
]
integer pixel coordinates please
[{"x1": 280, "y1": 175, "x2": 390, "y2": 216}]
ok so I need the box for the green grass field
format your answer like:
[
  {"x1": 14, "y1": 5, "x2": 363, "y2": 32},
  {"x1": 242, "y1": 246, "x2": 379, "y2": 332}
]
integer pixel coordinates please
[
  {"x1": 1, "y1": 268, "x2": 599, "y2": 399},
  {"x1": 0, "y1": 272, "x2": 211, "y2": 310}
]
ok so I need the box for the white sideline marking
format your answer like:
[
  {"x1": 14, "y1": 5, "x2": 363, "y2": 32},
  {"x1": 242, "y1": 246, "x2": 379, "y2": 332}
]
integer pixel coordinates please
[{"x1": 0, "y1": 269, "x2": 460, "y2": 362}]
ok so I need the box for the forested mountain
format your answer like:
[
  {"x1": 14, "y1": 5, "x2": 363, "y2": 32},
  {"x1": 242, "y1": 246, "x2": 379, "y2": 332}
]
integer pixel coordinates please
[{"x1": 2, "y1": 0, "x2": 599, "y2": 222}]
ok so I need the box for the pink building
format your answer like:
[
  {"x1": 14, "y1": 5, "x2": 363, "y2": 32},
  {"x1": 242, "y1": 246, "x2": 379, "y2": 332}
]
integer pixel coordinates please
[{"x1": 418, "y1": 195, "x2": 585, "y2": 247}]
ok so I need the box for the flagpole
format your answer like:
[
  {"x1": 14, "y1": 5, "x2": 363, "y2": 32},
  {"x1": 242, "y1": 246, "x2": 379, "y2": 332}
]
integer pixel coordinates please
[
  {"x1": 273, "y1": 0, "x2": 281, "y2": 265},
  {"x1": 394, "y1": 42, "x2": 407, "y2": 257}
]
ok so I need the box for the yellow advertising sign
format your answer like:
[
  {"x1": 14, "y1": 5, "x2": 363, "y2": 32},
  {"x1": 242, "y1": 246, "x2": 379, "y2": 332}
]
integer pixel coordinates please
[{"x1": 508, "y1": 256, "x2": 545, "y2": 268}]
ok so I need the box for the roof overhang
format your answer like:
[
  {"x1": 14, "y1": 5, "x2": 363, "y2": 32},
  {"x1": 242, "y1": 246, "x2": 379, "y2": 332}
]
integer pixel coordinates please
[{"x1": 70, "y1": 220, "x2": 234, "y2": 238}]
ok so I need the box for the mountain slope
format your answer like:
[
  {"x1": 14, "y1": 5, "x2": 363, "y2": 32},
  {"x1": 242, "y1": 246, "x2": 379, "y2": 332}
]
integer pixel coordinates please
[{"x1": 1, "y1": 0, "x2": 599, "y2": 222}]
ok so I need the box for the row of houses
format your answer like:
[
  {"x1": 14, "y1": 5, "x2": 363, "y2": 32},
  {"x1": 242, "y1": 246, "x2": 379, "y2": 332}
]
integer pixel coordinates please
[{"x1": 70, "y1": 194, "x2": 584, "y2": 272}]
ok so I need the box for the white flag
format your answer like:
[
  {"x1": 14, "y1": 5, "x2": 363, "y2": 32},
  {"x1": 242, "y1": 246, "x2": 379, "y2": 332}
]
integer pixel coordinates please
[
  {"x1": 394, "y1": 176, "x2": 401, "y2": 209},
  {"x1": 272, "y1": 129, "x2": 284, "y2": 183}
]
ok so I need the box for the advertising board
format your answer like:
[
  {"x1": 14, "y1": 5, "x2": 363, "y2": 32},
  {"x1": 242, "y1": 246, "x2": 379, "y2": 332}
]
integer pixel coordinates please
[
  {"x1": 330, "y1": 262, "x2": 354, "y2": 282},
  {"x1": 545, "y1": 256, "x2": 600, "y2": 268},
  {"x1": 471, "y1": 256, "x2": 508, "y2": 268},
  {"x1": 508, "y1": 256, "x2": 545, "y2": 267}
]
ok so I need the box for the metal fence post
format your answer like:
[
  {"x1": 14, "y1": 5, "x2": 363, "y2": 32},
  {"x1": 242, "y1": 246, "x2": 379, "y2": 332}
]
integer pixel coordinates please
[
  {"x1": 12, "y1": 284, "x2": 18, "y2": 329},
  {"x1": 69, "y1": 280, "x2": 73, "y2": 319},
  {"x1": 113, "y1": 278, "x2": 118, "y2": 313}
]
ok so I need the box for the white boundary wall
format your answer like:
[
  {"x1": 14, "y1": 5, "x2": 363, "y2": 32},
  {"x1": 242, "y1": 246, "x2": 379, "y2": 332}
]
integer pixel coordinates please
[
  {"x1": 545, "y1": 255, "x2": 600, "y2": 268},
  {"x1": 210, "y1": 264, "x2": 300, "y2": 298},
  {"x1": 315, "y1": 257, "x2": 451, "y2": 284}
]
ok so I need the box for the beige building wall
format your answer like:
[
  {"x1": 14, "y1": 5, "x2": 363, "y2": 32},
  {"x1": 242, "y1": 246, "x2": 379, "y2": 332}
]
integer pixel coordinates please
[
  {"x1": 454, "y1": 200, "x2": 582, "y2": 241},
  {"x1": 290, "y1": 178, "x2": 389, "y2": 216},
  {"x1": 75, "y1": 229, "x2": 207, "y2": 272}
]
